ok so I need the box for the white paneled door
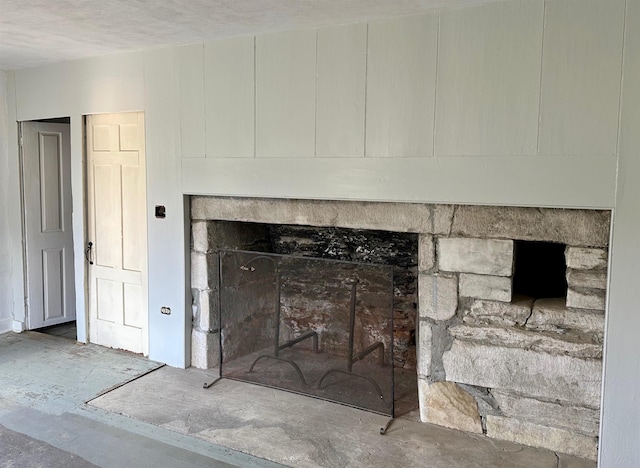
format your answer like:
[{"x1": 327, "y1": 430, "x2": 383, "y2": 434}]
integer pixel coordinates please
[
  {"x1": 86, "y1": 113, "x2": 148, "y2": 354},
  {"x1": 22, "y1": 121, "x2": 76, "y2": 329}
]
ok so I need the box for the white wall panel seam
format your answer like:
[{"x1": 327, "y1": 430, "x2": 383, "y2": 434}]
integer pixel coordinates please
[
  {"x1": 201, "y1": 43, "x2": 207, "y2": 159},
  {"x1": 253, "y1": 35, "x2": 257, "y2": 158},
  {"x1": 615, "y1": 0, "x2": 629, "y2": 162},
  {"x1": 363, "y1": 23, "x2": 369, "y2": 158},
  {"x1": 536, "y1": 0, "x2": 547, "y2": 155},
  {"x1": 314, "y1": 28, "x2": 318, "y2": 158},
  {"x1": 432, "y1": 12, "x2": 441, "y2": 159},
  {"x1": 177, "y1": 51, "x2": 183, "y2": 160}
]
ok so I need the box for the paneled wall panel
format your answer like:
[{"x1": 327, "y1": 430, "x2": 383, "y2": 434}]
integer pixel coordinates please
[
  {"x1": 205, "y1": 36, "x2": 255, "y2": 158},
  {"x1": 178, "y1": 44, "x2": 206, "y2": 158},
  {"x1": 316, "y1": 23, "x2": 367, "y2": 158},
  {"x1": 256, "y1": 30, "x2": 316, "y2": 158},
  {"x1": 435, "y1": 1, "x2": 543, "y2": 156},
  {"x1": 601, "y1": 1, "x2": 640, "y2": 464},
  {"x1": 539, "y1": 0, "x2": 625, "y2": 156},
  {"x1": 366, "y1": 14, "x2": 438, "y2": 158},
  {"x1": 182, "y1": 155, "x2": 616, "y2": 209}
]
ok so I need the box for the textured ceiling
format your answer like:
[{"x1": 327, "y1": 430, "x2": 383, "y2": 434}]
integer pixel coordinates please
[{"x1": 0, "y1": 0, "x2": 497, "y2": 71}]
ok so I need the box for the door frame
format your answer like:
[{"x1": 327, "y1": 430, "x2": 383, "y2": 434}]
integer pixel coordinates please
[{"x1": 19, "y1": 118, "x2": 76, "y2": 332}]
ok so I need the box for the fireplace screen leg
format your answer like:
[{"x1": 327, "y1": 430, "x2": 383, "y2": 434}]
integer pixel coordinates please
[
  {"x1": 317, "y1": 280, "x2": 389, "y2": 405},
  {"x1": 240, "y1": 254, "x2": 318, "y2": 388},
  {"x1": 203, "y1": 376, "x2": 222, "y2": 389},
  {"x1": 379, "y1": 417, "x2": 394, "y2": 435}
]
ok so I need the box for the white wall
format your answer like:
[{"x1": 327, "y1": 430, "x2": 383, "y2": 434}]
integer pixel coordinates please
[
  {"x1": 3, "y1": 0, "x2": 638, "y2": 464},
  {"x1": 179, "y1": 0, "x2": 621, "y2": 209},
  {"x1": 10, "y1": 50, "x2": 189, "y2": 366},
  {"x1": 600, "y1": 0, "x2": 640, "y2": 465},
  {"x1": 0, "y1": 71, "x2": 15, "y2": 333}
]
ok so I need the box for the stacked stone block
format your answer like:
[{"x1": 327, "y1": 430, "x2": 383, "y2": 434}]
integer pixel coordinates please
[
  {"x1": 566, "y1": 247, "x2": 608, "y2": 311},
  {"x1": 190, "y1": 220, "x2": 220, "y2": 369},
  {"x1": 416, "y1": 210, "x2": 608, "y2": 461}
]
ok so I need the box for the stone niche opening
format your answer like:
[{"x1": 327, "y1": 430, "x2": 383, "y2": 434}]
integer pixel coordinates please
[
  {"x1": 513, "y1": 240, "x2": 568, "y2": 299},
  {"x1": 190, "y1": 197, "x2": 610, "y2": 461}
]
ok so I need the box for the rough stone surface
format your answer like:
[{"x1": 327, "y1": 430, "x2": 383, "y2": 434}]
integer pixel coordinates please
[
  {"x1": 491, "y1": 390, "x2": 600, "y2": 436},
  {"x1": 451, "y1": 206, "x2": 610, "y2": 248},
  {"x1": 429, "y1": 322, "x2": 453, "y2": 382},
  {"x1": 419, "y1": 274, "x2": 458, "y2": 321},
  {"x1": 463, "y1": 296, "x2": 533, "y2": 327},
  {"x1": 438, "y1": 238, "x2": 513, "y2": 276},
  {"x1": 417, "y1": 321, "x2": 433, "y2": 377},
  {"x1": 209, "y1": 220, "x2": 271, "y2": 251},
  {"x1": 457, "y1": 383, "x2": 501, "y2": 425},
  {"x1": 271, "y1": 225, "x2": 418, "y2": 266},
  {"x1": 567, "y1": 288, "x2": 606, "y2": 311},
  {"x1": 565, "y1": 247, "x2": 608, "y2": 270},
  {"x1": 420, "y1": 381, "x2": 483, "y2": 434},
  {"x1": 526, "y1": 298, "x2": 604, "y2": 337},
  {"x1": 191, "y1": 251, "x2": 210, "y2": 290},
  {"x1": 191, "y1": 329, "x2": 220, "y2": 369},
  {"x1": 443, "y1": 340, "x2": 602, "y2": 408},
  {"x1": 418, "y1": 234, "x2": 435, "y2": 272},
  {"x1": 448, "y1": 325, "x2": 602, "y2": 359},
  {"x1": 486, "y1": 415, "x2": 598, "y2": 460},
  {"x1": 459, "y1": 274, "x2": 511, "y2": 302},
  {"x1": 192, "y1": 197, "x2": 443, "y2": 233},
  {"x1": 431, "y1": 205, "x2": 456, "y2": 235},
  {"x1": 89, "y1": 363, "x2": 594, "y2": 468},
  {"x1": 417, "y1": 378, "x2": 431, "y2": 423},
  {"x1": 567, "y1": 269, "x2": 607, "y2": 290},
  {"x1": 191, "y1": 220, "x2": 209, "y2": 252},
  {"x1": 193, "y1": 289, "x2": 219, "y2": 332}
]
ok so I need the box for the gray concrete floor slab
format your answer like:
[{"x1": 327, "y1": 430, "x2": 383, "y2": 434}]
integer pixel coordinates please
[
  {"x1": 0, "y1": 330, "x2": 597, "y2": 468},
  {"x1": 0, "y1": 423, "x2": 96, "y2": 468},
  {"x1": 0, "y1": 331, "x2": 279, "y2": 467},
  {"x1": 90, "y1": 366, "x2": 597, "y2": 468}
]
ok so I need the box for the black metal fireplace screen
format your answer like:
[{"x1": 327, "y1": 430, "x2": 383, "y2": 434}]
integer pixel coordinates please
[{"x1": 217, "y1": 249, "x2": 395, "y2": 416}]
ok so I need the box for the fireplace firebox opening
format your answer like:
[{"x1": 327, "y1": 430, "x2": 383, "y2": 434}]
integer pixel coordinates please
[{"x1": 190, "y1": 197, "x2": 610, "y2": 460}]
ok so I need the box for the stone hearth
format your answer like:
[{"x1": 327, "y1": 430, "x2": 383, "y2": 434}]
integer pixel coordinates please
[{"x1": 190, "y1": 197, "x2": 609, "y2": 460}]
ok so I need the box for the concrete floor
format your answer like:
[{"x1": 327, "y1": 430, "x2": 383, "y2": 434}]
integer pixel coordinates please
[
  {"x1": 39, "y1": 321, "x2": 77, "y2": 340},
  {"x1": 0, "y1": 330, "x2": 276, "y2": 467},
  {"x1": 0, "y1": 330, "x2": 596, "y2": 468}
]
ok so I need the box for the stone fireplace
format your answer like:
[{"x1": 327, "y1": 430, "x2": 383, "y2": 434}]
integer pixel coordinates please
[{"x1": 190, "y1": 197, "x2": 609, "y2": 460}]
